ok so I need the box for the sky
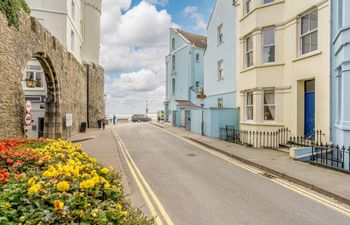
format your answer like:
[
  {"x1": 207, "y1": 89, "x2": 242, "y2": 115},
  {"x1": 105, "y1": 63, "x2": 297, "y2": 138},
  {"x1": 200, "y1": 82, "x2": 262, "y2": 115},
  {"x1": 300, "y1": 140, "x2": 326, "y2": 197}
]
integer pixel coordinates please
[{"x1": 101, "y1": 0, "x2": 215, "y2": 116}]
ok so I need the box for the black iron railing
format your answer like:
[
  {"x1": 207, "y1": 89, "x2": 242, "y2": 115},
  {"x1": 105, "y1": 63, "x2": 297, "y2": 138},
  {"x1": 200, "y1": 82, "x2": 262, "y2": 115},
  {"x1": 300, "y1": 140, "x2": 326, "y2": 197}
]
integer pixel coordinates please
[
  {"x1": 288, "y1": 130, "x2": 324, "y2": 147},
  {"x1": 311, "y1": 144, "x2": 350, "y2": 172}
]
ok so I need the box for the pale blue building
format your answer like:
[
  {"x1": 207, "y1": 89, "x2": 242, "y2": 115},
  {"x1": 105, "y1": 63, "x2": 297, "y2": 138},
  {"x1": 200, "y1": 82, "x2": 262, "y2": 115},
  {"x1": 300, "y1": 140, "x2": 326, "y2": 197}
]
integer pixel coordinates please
[
  {"x1": 196, "y1": 0, "x2": 239, "y2": 138},
  {"x1": 331, "y1": 0, "x2": 350, "y2": 146},
  {"x1": 164, "y1": 28, "x2": 207, "y2": 127}
]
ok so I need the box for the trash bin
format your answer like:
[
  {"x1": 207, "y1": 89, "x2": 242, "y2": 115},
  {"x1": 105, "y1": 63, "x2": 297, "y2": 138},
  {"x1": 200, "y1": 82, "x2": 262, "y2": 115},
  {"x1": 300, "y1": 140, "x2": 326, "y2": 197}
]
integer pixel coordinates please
[{"x1": 80, "y1": 122, "x2": 87, "y2": 133}]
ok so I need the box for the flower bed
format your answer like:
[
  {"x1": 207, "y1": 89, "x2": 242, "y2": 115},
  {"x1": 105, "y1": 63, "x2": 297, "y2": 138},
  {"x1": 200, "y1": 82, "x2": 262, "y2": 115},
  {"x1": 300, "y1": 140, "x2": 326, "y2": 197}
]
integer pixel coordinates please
[{"x1": 0, "y1": 139, "x2": 154, "y2": 225}]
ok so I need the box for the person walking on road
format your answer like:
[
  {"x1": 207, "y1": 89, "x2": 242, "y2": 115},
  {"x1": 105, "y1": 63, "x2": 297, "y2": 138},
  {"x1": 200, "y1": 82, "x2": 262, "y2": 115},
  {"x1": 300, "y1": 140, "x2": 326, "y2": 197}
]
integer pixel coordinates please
[
  {"x1": 102, "y1": 116, "x2": 106, "y2": 130},
  {"x1": 113, "y1": 115, "x2": 117, "y2": 125}
]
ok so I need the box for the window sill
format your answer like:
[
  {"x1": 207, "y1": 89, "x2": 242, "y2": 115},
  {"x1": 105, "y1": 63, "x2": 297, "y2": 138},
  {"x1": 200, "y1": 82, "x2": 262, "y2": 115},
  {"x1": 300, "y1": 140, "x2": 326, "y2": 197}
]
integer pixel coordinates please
[
  {"x1": 217, "y1": 77, "x2": 224, "y2": 81},
  {"x1": 293, "y1": 50, "x2": 322, "y2": 62},
  {"x1": 241, "y1": 121, "x2": 284, "y2": 127},
  {"x1": 240, "y1": 62, "x2": 285, "y2": 73}
]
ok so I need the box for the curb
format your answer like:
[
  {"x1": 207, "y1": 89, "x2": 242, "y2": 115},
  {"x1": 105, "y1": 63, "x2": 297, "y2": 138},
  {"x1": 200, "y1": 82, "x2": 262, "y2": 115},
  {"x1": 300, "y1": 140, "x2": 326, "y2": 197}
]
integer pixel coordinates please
[
  {"x1": 150, "y1": 122, "x2": 165, "y2": 129},
  {"x1": 70, "y1": 137, "x2": 96, "y2": 143},
  {"x1": 186, "y1": 137, "x2": 350, "y2": 206}
]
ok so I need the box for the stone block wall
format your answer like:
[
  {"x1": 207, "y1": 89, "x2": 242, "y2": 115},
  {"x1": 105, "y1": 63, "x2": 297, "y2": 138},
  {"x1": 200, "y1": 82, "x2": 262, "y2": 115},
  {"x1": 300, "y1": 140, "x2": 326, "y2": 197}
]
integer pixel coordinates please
[{"x1": 0, "y1": 11, "x2": 104, "y2": 139}]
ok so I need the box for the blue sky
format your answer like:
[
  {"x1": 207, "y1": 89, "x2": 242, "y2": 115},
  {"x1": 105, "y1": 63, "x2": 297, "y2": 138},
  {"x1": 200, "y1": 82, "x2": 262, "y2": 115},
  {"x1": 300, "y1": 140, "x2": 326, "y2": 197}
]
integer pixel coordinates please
[{"x1": 101, "y1": 0, "x2": 215, "y2": 115}]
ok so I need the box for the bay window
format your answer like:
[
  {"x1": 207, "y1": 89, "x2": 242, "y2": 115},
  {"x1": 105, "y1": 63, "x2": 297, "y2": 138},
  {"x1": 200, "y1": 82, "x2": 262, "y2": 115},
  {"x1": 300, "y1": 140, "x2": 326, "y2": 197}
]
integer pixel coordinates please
[
  {"x1": 263, "y1": 90, "x2": 275, "y2": 121},
  {"x1": 246, "y1": 92, "x2": 253, "y2": 120},
  {"x1": 245, "y1": 0, "x2": 252, "y2": 14},
  {"x1": 262, "y1": 27, "x2": 275, "y2": 63},
  {"x1": 245, "y1": 36, "x2": 253, "y2": 68}
]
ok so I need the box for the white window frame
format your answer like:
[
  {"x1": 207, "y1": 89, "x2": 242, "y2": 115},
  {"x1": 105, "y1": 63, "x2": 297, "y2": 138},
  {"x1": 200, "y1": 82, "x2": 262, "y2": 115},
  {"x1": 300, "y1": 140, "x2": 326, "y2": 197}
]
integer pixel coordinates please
[
  {"x1": 245, "y1": 36, "x2": 254, "y2": 68},
  {"x1": 172, "y1": 78, "x2": 176, "y2": 94},
  {"x1": 262, "y1": 90, "x2": 276, "y2": 121},
  {"x1": 172, "y1": 55, "x2": 176, "y2": 72},
  {"x1": 262, "y1": 27, "x2": 276, "y2": 63},
  {"x1": 244, "y1": 0, "x2": 253, "y2": 15},
  {"x1": 300, "y1": 9, "x2": 318, "y2": 55},
  {"x1": 218, "y1": 98, "x2": 224, "y2": 109},
  {"x1": 218, "y1": 24, "x2": 224, "y2": 44},
  {"x1": 245, "y1": 91, "x2": 254, "y2": 121},
  {"x1": 25, "y1": 63, "x2": 44, "y2": 88},
  {"x1": 218, "y1": 60, "x2": 224, "y2": 80},
  {"x1": 172, "y1": 38, "x2": 176, "y2": 51}
]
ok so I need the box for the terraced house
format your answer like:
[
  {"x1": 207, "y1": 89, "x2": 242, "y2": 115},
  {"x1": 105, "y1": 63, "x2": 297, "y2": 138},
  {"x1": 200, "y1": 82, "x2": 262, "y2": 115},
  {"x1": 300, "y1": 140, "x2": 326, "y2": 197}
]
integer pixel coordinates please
[
  {"x1": 164, "y1": 28, "x2": 207, "y2": 128},
  {"x1": 236, "y1": 0, "x2": 330, "y2": 141}
]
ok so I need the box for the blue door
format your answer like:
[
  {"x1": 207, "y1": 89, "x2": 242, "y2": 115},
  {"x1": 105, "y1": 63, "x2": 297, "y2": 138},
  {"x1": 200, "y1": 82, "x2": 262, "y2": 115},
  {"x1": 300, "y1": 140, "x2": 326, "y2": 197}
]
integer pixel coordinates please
[{"x1": 304, "y1": 80, "x2": 315, "y2": 138}]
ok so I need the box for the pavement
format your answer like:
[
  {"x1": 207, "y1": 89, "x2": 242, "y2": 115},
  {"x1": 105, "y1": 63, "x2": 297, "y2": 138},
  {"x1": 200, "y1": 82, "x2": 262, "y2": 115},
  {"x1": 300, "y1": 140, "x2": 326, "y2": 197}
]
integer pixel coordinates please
[
  {"x1": 151, "y1": 121, "x2": 350, "y2": 206},
  {"x1": 68, "y1": 128, "x2": 103, "y2": 143},
  {"x1": 113, "y1": 122, "x2": 350, "y2": 225}
]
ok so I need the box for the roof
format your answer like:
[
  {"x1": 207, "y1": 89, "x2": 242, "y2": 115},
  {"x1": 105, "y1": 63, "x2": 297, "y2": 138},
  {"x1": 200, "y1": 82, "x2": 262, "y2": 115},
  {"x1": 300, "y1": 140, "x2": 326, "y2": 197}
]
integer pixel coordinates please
[
  {"x1": 175, "y1": 100, "x2": 201, "y2": 109},
  {"x1": 175, "y1": 29, "x2": 207, "y2": 49}
]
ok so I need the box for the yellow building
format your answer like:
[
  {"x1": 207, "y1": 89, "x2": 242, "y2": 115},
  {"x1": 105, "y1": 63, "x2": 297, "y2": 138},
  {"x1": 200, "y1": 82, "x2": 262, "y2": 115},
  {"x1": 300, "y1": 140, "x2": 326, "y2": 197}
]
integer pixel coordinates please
[{"x1": 236, "y1": 0, "x2": 330, "y2": 141}]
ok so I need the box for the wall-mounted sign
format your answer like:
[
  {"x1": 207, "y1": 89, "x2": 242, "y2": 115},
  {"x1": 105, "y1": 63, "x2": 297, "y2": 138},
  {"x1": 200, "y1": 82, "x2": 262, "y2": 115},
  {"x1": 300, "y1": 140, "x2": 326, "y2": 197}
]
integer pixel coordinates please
[
  {"x1": 24, "y1": 113, "x2": 32, "y2": 126},
  {"x1": 66, "y1": 113, "x2": 73, "y2": 127},
  {"x1": 26, "y1": 100, "x2": 32, "y2": 113}
]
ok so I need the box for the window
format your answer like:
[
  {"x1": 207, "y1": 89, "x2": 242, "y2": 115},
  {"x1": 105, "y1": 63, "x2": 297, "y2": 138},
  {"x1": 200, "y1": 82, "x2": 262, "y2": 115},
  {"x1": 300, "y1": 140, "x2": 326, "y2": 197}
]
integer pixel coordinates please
[
  {"x1": 172, "y1": 38, "x2": 175, "y2": 51},
  {"x1": 71, "y1": 0, "x2": 75, "y2": 21},
  {"x1": 263, "y1": 90, "x2": 275, "y2": 121},
  {"x1": 262, "y1": 27, "x2": 275, "y2": 63},
  {"x1": 71, "y1": 30, "x2": 75, "y2": 51},
  {"x1": 172, "y1": 55, "x2": 176, "y2": 71},
  {"x1": 196, "y1": 53, "x2": 200, "y2": 62},
  {"x1": 245, "y1": 0, "x2": 252, "y2": 14},
  {"x1": 217, "y1": 98, "x2": 223, "y2": 109},
  {"x1": 218, "y1": 24, "x2": 224, "y2": 43},
  {"x1": 246, "y1": 92, "x2": 253, "y2": 120},
  {"x1": 218, "y1": 60, "x2": 224, "y2": 80},
  {"x1": 172, "y1": 79, "x2": 176, "y2": 94},
  {"x1": 245, "y1": 36, "x2": 253, "y2": 68},
  {"x1": 263, "y1": 0, "x2": 274, "y2": 4},
  {"x1": 25, "y1": 63, "x2": 44, "y2": 88},
  {"x1": 338, "y1": 0, "x2": 343, "y2": 29},
  {"x1": 300, "y1": 10, "x2": 318, "y2": 55}
]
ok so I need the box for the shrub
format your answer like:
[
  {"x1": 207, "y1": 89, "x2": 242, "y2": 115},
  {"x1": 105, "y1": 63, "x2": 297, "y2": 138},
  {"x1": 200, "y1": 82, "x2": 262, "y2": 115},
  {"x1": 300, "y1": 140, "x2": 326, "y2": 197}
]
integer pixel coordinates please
[{"x1": 0, "y1": 0, "x2": 31, "y2": 29}]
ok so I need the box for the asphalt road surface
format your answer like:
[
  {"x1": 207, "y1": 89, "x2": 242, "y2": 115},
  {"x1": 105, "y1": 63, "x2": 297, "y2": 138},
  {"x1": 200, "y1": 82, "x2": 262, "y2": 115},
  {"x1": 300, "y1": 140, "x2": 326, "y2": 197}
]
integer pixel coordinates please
[{"x1": 113, "y1": 123, "x2": 350, "y2": 225}]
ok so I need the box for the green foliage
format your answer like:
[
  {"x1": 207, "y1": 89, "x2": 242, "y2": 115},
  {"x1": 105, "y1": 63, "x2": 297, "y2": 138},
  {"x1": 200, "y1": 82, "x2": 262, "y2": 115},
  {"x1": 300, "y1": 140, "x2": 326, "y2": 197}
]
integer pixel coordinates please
[{"x1": 0, "y1": 0, "x2": 30, "y2": 29}]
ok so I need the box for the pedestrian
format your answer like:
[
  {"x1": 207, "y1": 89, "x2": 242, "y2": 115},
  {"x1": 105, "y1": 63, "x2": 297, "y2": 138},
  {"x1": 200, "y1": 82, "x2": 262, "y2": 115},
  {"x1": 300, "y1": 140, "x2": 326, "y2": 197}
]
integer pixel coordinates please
[
  {"x1": 102, "y1": 116, "x2": 106, "y2": 130},
  {"x1": 97, "y1": 117, "x2": 101, "y2": 128},
  {"x1": 113, "y1": 114, "x2": 117, "y2": 125}
]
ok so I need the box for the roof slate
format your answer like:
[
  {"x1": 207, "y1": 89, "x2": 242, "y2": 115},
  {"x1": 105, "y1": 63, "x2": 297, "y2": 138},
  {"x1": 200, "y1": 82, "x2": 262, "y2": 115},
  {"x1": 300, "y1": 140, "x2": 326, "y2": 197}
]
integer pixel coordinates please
[{"x1": 176, "y1": 29, "x2": 207, "y2": 49}]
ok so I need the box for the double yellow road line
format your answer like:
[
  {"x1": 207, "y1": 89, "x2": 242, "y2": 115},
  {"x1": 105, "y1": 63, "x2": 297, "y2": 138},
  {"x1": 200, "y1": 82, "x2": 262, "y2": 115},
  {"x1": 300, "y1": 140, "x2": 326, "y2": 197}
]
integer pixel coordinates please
[{"x1": 113, "y1": 129, "x2": 175, "y2": 225}]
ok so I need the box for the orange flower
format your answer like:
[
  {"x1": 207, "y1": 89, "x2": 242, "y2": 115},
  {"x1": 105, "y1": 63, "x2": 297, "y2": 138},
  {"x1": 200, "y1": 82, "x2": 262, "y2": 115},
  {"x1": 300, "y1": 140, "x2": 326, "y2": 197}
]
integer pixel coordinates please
[{"x1": 53, "y1": 200, "x2": 64, "y2": 210}]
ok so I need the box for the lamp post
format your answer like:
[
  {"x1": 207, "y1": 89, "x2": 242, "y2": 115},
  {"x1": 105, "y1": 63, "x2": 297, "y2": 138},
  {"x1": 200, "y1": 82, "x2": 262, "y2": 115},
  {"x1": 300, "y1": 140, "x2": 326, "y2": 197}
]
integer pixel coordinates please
[{"x1": 197, "y1": 89, "x2": 206, "y2": 136}]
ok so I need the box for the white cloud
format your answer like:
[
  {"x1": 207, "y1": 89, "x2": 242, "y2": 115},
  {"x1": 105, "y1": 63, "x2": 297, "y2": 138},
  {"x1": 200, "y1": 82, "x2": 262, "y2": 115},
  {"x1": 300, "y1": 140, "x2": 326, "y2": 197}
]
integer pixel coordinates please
[
  {"x1": 183, "y1": 6, "x2": 207, "y2": 31},
  {"x1": 100, "y1": 1, "x2": 172, "y2": 115}
]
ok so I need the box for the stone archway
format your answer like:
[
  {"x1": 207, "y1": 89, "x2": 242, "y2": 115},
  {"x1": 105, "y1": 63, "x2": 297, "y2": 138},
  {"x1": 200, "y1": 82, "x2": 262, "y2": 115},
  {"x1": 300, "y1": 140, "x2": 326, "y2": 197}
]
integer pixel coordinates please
[{"x1": 33, "y1": 53, "x2": 62, "y2": 138}]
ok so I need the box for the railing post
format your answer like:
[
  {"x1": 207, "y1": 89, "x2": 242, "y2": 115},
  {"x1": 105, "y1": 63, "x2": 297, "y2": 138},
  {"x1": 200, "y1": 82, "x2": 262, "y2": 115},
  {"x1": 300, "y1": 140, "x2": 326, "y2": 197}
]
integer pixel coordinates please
[{"x1": 342, "y1": 146, "x2": 345, "y2": 169}]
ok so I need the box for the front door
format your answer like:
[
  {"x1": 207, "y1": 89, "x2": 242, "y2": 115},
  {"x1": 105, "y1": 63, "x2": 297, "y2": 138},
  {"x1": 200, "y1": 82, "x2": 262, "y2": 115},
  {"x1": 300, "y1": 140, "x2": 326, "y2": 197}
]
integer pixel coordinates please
[
  {"x1": 304, "y1": 80, "x2": 315, "y2": 138},
  {"x1": 38, "y1": 117, "x2": 44, "y2": 138},
  {"x1": 185, "y1": 110, "x2": 191, "y2": 131}
]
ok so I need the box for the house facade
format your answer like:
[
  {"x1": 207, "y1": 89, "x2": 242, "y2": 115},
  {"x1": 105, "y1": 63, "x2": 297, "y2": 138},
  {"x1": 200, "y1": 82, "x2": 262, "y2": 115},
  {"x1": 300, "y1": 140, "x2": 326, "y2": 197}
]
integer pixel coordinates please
[
  {"x1": 26, "y1": 0, "x2": 101, "y2": 64},
  {"x1": 236, "y1": 0, "x2": 330, "y2": 141},
  {"x1": 164, "y1": 28, "x2": 206, "y2": 127},
  {"x1": 331, "y1": 0, "x2": 350, "y2": 146}
]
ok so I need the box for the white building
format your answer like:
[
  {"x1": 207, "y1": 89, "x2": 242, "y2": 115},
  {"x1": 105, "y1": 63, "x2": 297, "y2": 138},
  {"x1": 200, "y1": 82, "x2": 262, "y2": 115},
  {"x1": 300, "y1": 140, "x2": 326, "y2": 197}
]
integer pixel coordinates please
[
  {"x1": 23, "y1": 0, "x2": 102, "y2": 137},
  {"x1": 26, "y1": 0, "x2": 101, "y2": 64}
]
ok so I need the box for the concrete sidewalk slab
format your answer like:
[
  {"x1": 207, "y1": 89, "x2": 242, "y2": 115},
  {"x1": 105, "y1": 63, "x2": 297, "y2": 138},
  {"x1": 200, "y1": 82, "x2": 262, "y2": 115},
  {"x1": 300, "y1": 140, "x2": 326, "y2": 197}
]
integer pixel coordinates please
[
  {"x1": 68, "y1": 128, "x2": 103, "y2": 143},
  {"x1": 151, "y1": 122, "x2": 350, "y2": 205}
]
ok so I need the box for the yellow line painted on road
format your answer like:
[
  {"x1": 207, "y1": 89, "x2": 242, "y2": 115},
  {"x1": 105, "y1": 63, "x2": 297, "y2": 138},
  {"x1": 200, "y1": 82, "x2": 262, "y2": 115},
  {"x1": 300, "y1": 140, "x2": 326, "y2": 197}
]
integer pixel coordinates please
[
  {"x1": 151, "y1": 124, "x2": 350, "y2": 218},
  {"x1": 112, "y1": 130, "x2": 163, "y2": 225},
  {"x1": 113, "y1": 129, "x2": 175, "y2": 225}
]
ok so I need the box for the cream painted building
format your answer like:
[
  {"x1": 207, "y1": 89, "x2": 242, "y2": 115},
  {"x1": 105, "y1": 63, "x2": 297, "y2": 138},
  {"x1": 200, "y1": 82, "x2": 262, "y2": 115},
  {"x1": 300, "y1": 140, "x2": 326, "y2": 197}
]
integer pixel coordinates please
[
  {"x1": 26, "y1": 0, "x2": 101, "y2": 64},
  {"x1": 236, "y1": 0, "x2": 330, "y2": 141}
]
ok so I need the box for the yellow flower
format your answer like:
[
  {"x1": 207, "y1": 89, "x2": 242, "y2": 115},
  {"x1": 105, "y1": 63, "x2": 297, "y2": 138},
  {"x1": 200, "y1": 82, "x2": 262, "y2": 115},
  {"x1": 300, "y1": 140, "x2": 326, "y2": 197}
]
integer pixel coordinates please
[
  {"x1": 100, "y1": 167, "x2": 109, "y2": 174},
  {"x1": 28, "y1": 184, "x2": 41, "y2": 196},
  {"x1": 122, "y1": 211, "x2": 129, "y2": 217},
  {"x1": 117, "y1": 203, "x2": 122, "y2": 211},
  {"x1": 53, "y1": 200, "x2": 64, "y2": 210},
  {"x1": 79, "y1": 179, "x2": 95, "y2": 189},
  {"x1": 104, "y1": 181, "x2": 110, "y2": 188},
  {"x1": 27, "y1": 176, "x2": 38, "y2": 186},
  {"x1": 57, "y1": 181, "x2": 70, "y2": 192},
  {"x1": 19, "y1": 216, "x2": 26, "y2": 222}
]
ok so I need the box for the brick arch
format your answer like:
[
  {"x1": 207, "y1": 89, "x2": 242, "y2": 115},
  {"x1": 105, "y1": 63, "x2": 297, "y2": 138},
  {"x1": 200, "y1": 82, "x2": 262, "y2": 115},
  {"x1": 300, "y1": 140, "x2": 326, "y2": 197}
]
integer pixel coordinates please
[{"x1": 33, "y1": 53, "x2": 62, "y2": 138}]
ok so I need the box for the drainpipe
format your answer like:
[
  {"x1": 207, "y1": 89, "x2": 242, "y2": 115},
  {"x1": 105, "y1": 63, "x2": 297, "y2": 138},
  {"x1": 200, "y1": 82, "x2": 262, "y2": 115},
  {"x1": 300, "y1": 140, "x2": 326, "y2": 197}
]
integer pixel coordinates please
[
  {"x1": 329, "y1": 1, "x2": 333, "y2": 142},
  {"x1": 87, "y1": 64, "x2": 90, "y2": 128}
]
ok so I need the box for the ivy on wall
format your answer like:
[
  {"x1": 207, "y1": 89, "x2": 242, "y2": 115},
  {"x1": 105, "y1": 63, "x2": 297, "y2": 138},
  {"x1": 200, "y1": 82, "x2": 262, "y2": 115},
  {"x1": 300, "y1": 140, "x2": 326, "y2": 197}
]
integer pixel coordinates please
[{"x1": 0, "y1": 0, "x2": 30, "y2": 29}]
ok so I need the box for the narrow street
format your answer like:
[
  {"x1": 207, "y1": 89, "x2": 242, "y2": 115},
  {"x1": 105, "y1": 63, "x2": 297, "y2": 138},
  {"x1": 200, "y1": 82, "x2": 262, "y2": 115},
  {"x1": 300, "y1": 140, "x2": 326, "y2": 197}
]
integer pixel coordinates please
[{"x1": 111, "y1": 122, "x2": 350, "y2": 225}]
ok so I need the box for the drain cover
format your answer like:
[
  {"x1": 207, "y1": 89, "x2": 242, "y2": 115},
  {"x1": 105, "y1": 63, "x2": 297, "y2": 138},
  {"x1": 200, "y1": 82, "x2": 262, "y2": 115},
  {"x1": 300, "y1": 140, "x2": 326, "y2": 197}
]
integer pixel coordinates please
[{"x1": 186, "y1": 153, "x2": 196, "y2": 157}]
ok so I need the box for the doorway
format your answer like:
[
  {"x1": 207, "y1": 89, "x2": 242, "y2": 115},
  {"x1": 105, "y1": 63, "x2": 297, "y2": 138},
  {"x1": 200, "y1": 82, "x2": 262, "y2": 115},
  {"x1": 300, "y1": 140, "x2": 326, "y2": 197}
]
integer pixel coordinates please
[
  {"x1": 304, "y1": 80, "x2": 315, "y2": 138},
  {"x1": 38, "y1": 117, "x2": 44, "y2": 138}
]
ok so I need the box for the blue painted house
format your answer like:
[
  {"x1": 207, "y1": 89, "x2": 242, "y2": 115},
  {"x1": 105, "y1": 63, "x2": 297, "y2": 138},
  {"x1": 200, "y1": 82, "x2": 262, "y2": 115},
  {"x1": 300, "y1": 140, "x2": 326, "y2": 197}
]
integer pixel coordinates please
[
  {"x1": 193, "y1": 0, "x2": 239, "y2": 138},
  {"x1": 331, "y1": 0, "x2": 350, "y2": 147},
  {"x1": 164, "y1": 28, "x2": 207, "y2": 127}
]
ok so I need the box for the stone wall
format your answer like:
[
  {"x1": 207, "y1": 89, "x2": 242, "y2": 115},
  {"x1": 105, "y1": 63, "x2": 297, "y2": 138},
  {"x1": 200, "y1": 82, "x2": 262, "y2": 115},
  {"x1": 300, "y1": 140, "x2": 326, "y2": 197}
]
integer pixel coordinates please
[{"x1": 0, "y1": 11, "x2": 104, "y2": 139}]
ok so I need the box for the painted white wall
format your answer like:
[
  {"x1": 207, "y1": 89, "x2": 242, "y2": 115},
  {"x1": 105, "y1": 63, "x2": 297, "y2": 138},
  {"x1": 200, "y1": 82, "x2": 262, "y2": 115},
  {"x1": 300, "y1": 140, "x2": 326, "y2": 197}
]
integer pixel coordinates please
[
  {"x1": 27, "y1": 0, "x2": 101, "y2": 64},
  {"x1": 204, "y1": 0, "x2": 237, "y2": 108}
]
